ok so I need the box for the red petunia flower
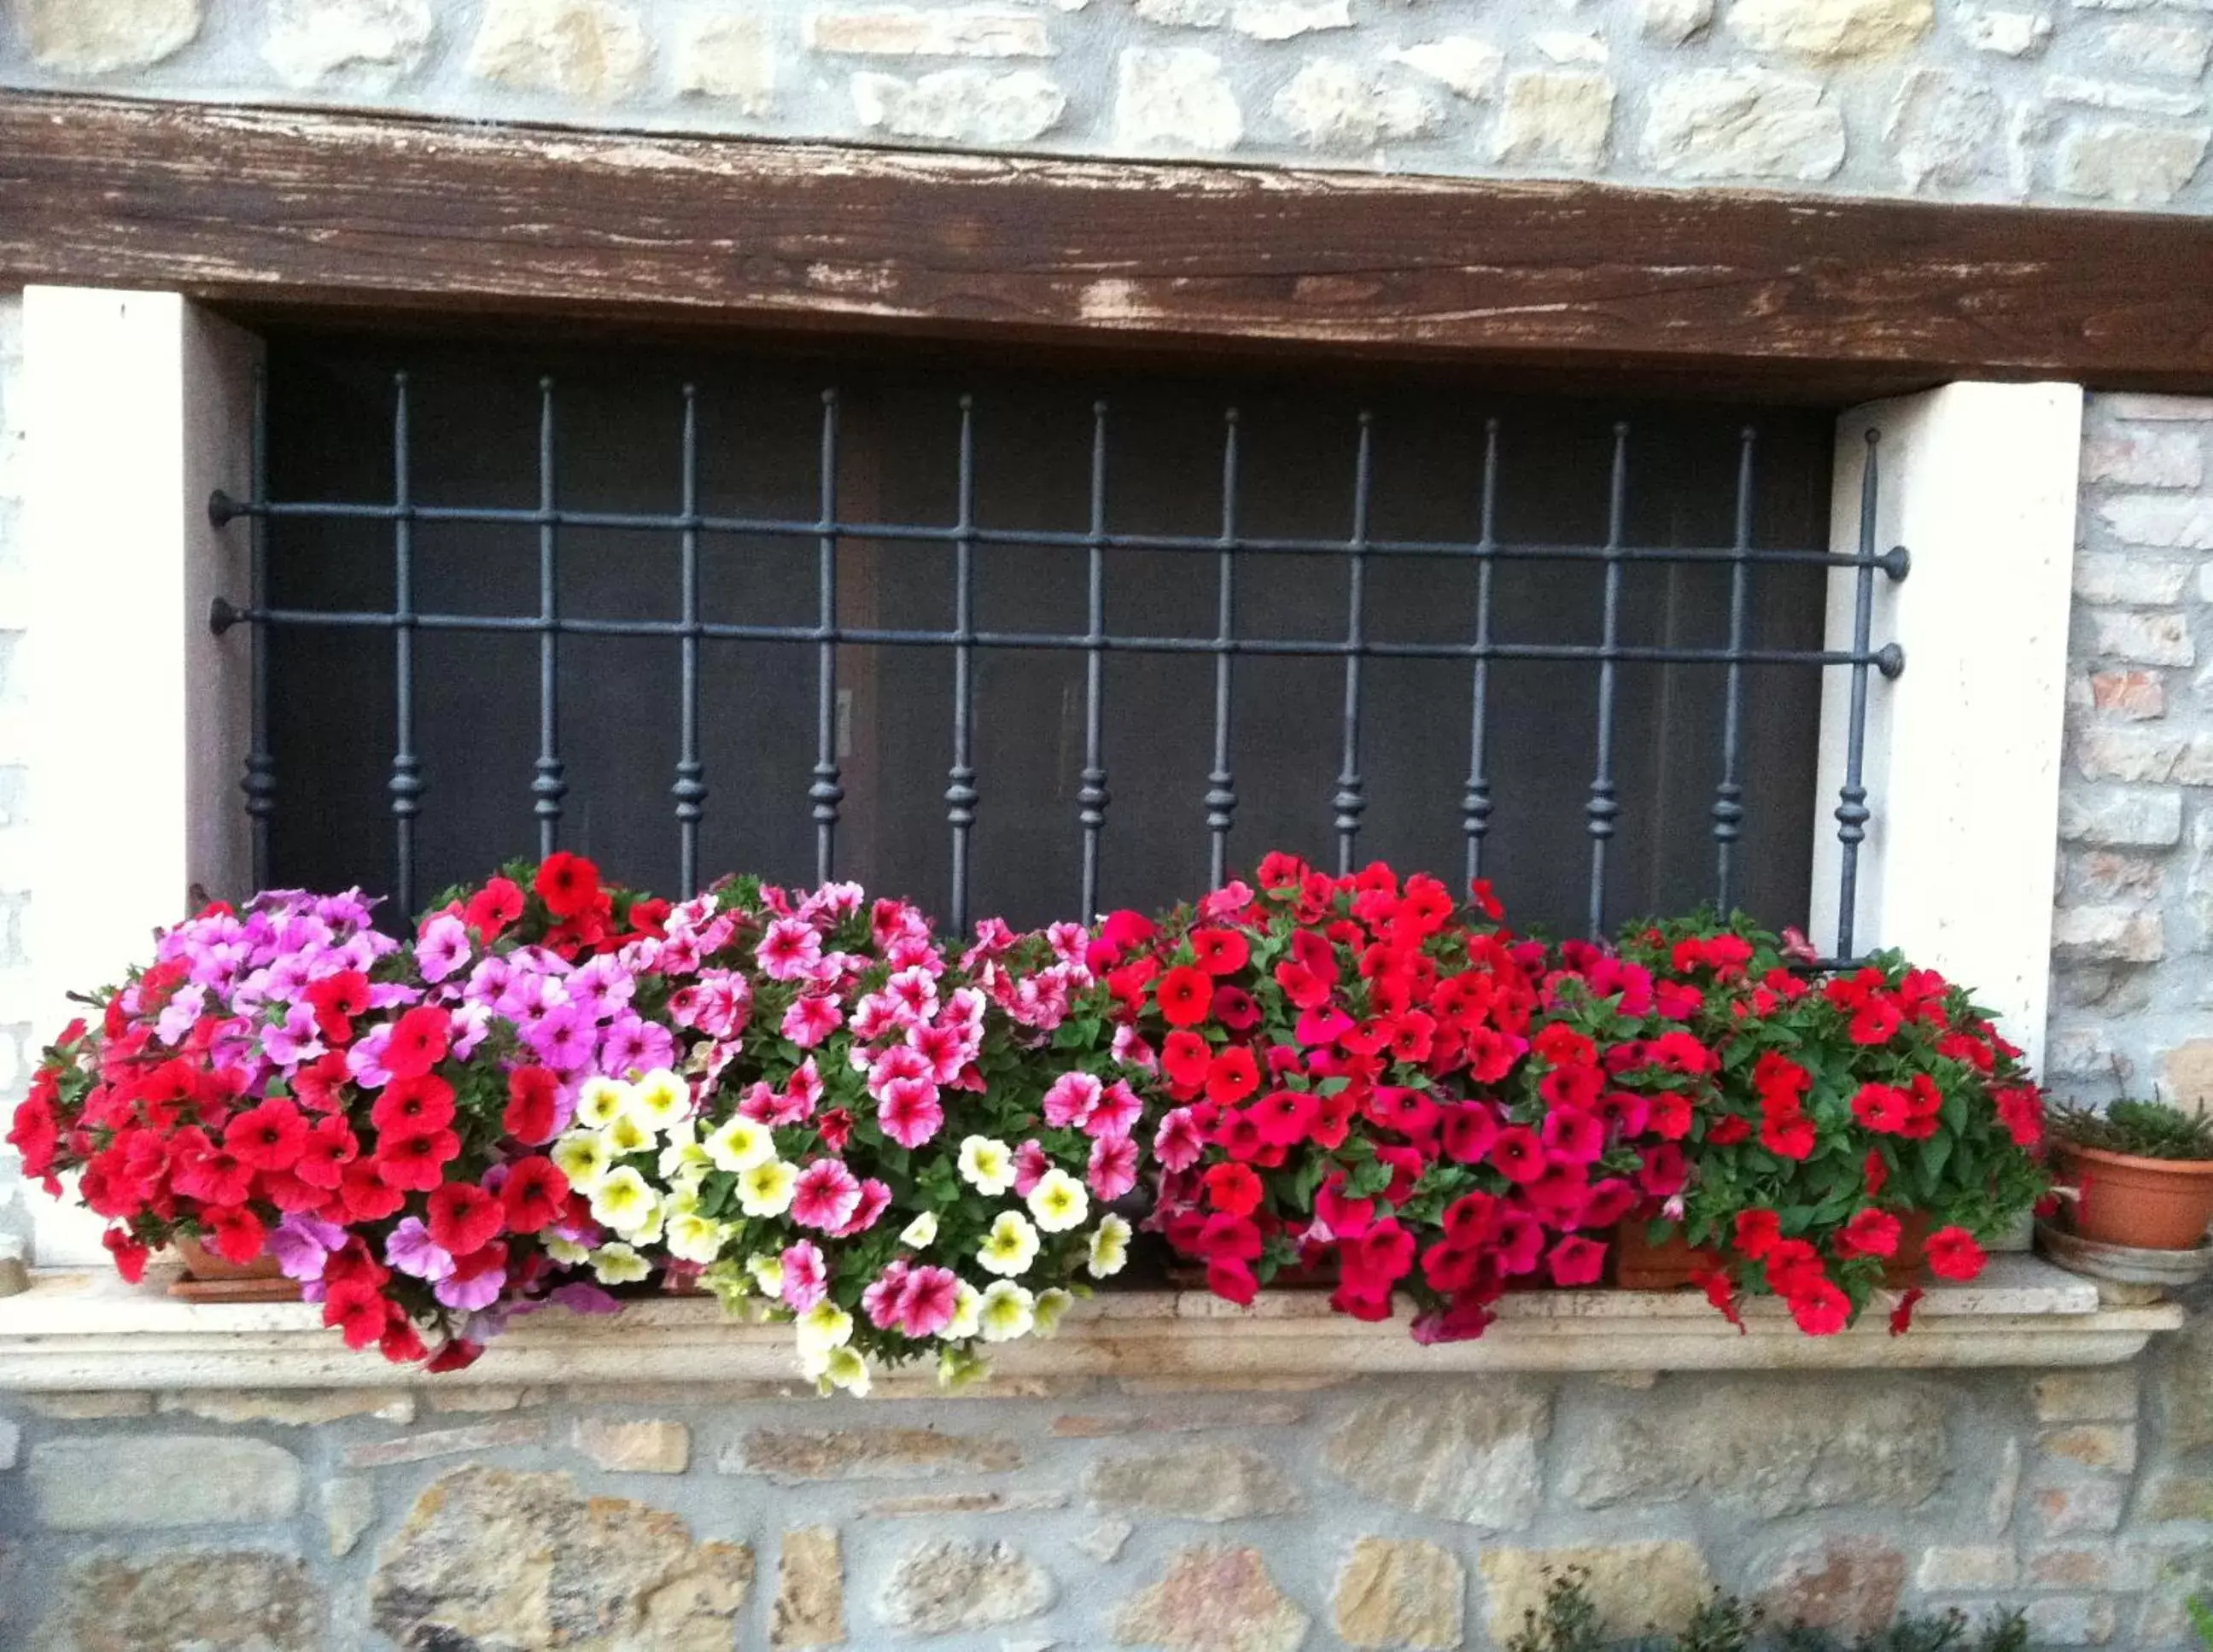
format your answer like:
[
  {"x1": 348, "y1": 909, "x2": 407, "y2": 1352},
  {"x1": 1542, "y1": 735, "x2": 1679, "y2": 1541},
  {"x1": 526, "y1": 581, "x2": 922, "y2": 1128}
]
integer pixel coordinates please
[
  {"x1": 502, "y1": 1065, "x2": 560, "y2": 1145},
  {"x1": 383, "y1": 1006, "x2": 453, "y2": 1082},
  {"x1": 338, "y1": 1158, "x2": 405, "y2": 1222},
  {"x1": 371, "y1": 1074, "x2": 457, "y2": 1138},
  {"x1": 1203, "y1": 1161, "x2": 1263, "y2": 1217},
  {"x1": 534, "y1": 851, "x2": 602, "y2": 919},
  {"x1": 464, "y1": 876, "x2": 526, "y2": 942},
  {"x1": 500, "y1": 1156, "x2": 570, "y2": 1233},
  {"x1": 1836, "y1": 1207, "x2": 1901, "y2": 1259},
  {"x1": 1733, "y1": 1207, "x2": 1783, "y2": 1258},
  {"x1": 303, "y1": 970, "x2": 371, "y2": 1042},
  {"x1": 1155, "y1": 966, "x2": 1214, "y2": 1027},
  {"x1": 373, "y1": 1127, "x2": 461, "y2": 1192},
  {"x1": 1788, "y1": 1277, "x2": 1852, "y2": 1335},
  {"x1": 1206, "y1": 1046, "x2": 1260, "y2": 1107},
  {"x1": 1889, "y1": 1286, "x2": 1925, "y2": 1336},
  {"x1": 1489, "y1": 1125, "x2": 1546, "y2": 1184},
  {"x1": 1708, "y1": 1113, "x2": 1752, "y2": 1147},
  {"x1": 1760, "y1": 1112, "x2": 1817, "y2": 1161},
  {"x1": 223, "y1": 1098, "x2": 308, "y2": 1172},
  {"x1": 1925, "y1": 1225, "x2": 1987, "y2": 1281},
  {"x1": 295, "y1": 1115, "x2": 360, "y2": 1189},
  {"x1": 1547, "y1": 1235, "x2": 1608, "y2": 1287},
  {"x1": 202, "y1": 1204, "x2": 266, "y2": 1266},
  {"x1": 102, "y1": 1226, "x2": 150, "y2": 1283},
  {"x1": 427, "y1": 1182, "x2": 505, "y2": 1255},
  {"x1": 1188, "y1": 927, "x2": 1251, "y2": 977}
]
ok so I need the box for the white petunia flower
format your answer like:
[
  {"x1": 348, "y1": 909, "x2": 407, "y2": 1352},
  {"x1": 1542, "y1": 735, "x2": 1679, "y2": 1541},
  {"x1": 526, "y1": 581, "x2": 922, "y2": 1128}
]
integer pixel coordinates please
[
  {"x1": 746, "y1": 1252, "x2": 785, "y2": 1297},
  {"x1": 664, "y1": 1211, "x2": 727, "y2": 1265},
  {"x1": 976, "y1": 1211, "x2": 1040, "y2": 1277},
  {"x1": 552, "y1": 1132, "x2": 612, "y2": 1193},
  {"x1": 705, "y1": 1116, "x2": 775, "y2": 1174},
  {"x1": 898, "y1": 1211, "x2": 939, "y2": 1249},
  {"x1": 957, "y1": 1135, "x2": 1017, "y2": 1196},
  {"x1": 796, "y1": 1299, "x2": 855, "y2": 1358},
  {"x1": 629, "y1": 1067, "x2": 691, "y2": 1130},
  {"x1": 588, "y1": 1165, "x2": 657, "y2": 1234},
  {"x1": 977, "y1": 1280, "x2": 1036, "y2": 1342},
  {"x1": 1026, "y1": 1167, "x2": 1089, "y2": 1233},
  {"x1": 599, "y1": 1112, "x2": 653, "y2": 1158},
  {"x1": 1033, "y1": 1287, "x2": 1073, "y2": 1337},
  {"x1": 590, "y1": 1242, "x2": 651, "y2": 1285},
  {"x1": 737, "y1": 1157, "x2": 798, "y2": 1218},
  {"x1": 575, "y1": 1077, "x2": 632, "y2": 1130},
  {"x1": 1087, "y1": 1212, "x2": 1132, "y2": 1278},
  {"x1": 945, "y1": 1281, "x2": 983, "y2": 1340}
]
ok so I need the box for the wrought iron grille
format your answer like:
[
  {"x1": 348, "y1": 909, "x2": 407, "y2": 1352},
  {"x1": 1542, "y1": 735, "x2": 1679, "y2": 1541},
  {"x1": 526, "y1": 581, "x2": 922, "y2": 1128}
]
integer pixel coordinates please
[{"x1": 207, "y1": 352, "x2": 1906, "y2": 954}]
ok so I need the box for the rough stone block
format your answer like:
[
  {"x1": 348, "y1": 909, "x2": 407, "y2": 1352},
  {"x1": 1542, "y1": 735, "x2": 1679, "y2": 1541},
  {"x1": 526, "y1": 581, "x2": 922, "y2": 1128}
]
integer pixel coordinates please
[
  {"x1": 853, "y1": 67, "x2": 1067, "y2": 143},
  {"x1": 807, "y1": 6, "x2": 1052, "y2": 55},
  {"x1": 1558, "y1": 1381, "x2": 1947, "y2": 1516},
  {"x1": 29, "y1": 1436, "x2": 303, "y2": 1529},
  {"x1": 2088, "y1": 609, "x2": 2193, "y2": 668},
  {"x1": 2034, "y1": 1479, "x2": 2129, "y2": 1536},
  {"x1": 1493, "y1": 70, "x2": 1615, "y2": 165},
  {"x1": 2087, "y1": 669, "x2": 2167, "y2": 720},
  {"x1": 2028, "y1": 1542, "x2": 2158, "y2": 1591},
  {"x1": 773, "y1": 1527, "x2": 846, "y2": 1649},
  {"x1": 1273, "y1": 59, "x2": 1439, "y2": 151},
  {"x1": 2158, "y1": 1038, "x2": 2213, "y2": 1110},
  {"x1": 1114, "y1": 47, "x2": 1243, "y2": 150},
  {"x1": 2075, "y1": 727, "x2": 2213, "y2": 784},
  {"x1": 725, "y1": 1425, "x2": 1021, "y2": 1482},
  {"x1": 22, "y1": 1392, "x2": 153, "y2": 1419},
  {"x1": 371, "y1": 1466, "x2": 752, "y2": 1652},
  {"x1": 2039, "y1": 1423, "x2": 2139, "y2": 1474},
  {"x1": 1888, "y1": 67, "x2": 2006, "y2": 190},
  {"x1": 160, "y1": 1387, "x2": 415, "y2": 1426},
  {"x1": 674, "y1": 13, "x2": 776, "y2": 111},
  {"x1": 1112, "y1": 1544, "x2": 1311, "y2": 1652},
  {"x1": 1643, "y1": 69, "x2": 1847, "y2": 179},
  {"x1": 14, "y1": 0, "x2": 201, "y2": 72},
  {"x1": 261, "y1": 0, "x2": 434, "y2": 90},
  {"x1": 2075, "y1": 551, "x2": 2195, "y2": 604},
  {"x1": 467, "y1": 0, "x2": 651, "y2": 101},
  {"x1": 2100, "y1": 493, "x2": 2213, "y2": 549},
  {"x1": 1916, "y1": 1545, "x2": 2018, "y2": 1591},
  {"x1": 342, "y1": 1417, "x2": 546, "y2": 1468},
  {"x1": 1959, "y1": 7, "x2": 2051, "y2": 55},
  {"x1": 0, "y1": 1415, "x2": 16, "y2": 1470},
  {"x1": 1756, "y1": 1535, "x2": 1906, "y2": 1637},
  {"x1": 2032, "y1": 1369, "x2": 2140, "y2": 1422},
  {"x1": 2026, "y1": 1595, "x2": 2121, "y2": 1644},
  {"x1": 1323, "y1": 1383, "x2": 1549, "y2": 1529},
  {"x1": 2058, "y1": 786, "x2": 2184, "y2": 846},
  {"x1": 2138, "y1": 1471, "x2": 2213, "y2": 1521},
  {"x1": 1053, "y1": 1403, "x2": 1303, "y2": 1437},
  {"x1": 2084, "y1": 428, "x2": 2204, "y2": 488},
  {"x1": 2160, "y1": 1311, "x2": 2213, "y2": 1451},
  {"x1": 1231, "y1": 0, "x2": 1349, "y2": 38},
  {"x1": 1084, "y1": 1443, "x2": 1300, "y2": 1521},
  {"x1": 879, "y1": 1538, "x2": 1054, "y2": 1633},
  {"x1": 1480, "y1": 1542, "x2": 1714, "y2": 1644},
  {"x1": 1727, "y1": 0, "x2": 1934, "y2": 59},
  {"x1": 2051, "y1": 904, "x2": 2165, "y2": 964},
  {"x1": 1334, "y1": 1538, "x2": 1465, "y2": 1650},
  {"x1": 39, "y1": 1551, "x2": 323, "y2": 1651},
  {"x1": 575, "y1": 1416, "x2": 691, "y2": 1474},
  {"x1": 2087, "y1": 15, "x2": 2213, "y2": 77}
]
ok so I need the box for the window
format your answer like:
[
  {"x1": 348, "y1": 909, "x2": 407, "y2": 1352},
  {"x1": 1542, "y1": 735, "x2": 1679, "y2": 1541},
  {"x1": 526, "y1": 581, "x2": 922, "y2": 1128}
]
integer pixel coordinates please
[{"x1": 214, "y1": 331, "x2": 1875, "y2": 943}]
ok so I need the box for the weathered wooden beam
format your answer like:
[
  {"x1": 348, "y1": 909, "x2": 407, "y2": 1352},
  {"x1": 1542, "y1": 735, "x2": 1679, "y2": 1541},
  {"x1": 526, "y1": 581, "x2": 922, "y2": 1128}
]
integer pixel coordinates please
[{"x1": 4, "y1": 91, "x2": 2213, "y2": 392}]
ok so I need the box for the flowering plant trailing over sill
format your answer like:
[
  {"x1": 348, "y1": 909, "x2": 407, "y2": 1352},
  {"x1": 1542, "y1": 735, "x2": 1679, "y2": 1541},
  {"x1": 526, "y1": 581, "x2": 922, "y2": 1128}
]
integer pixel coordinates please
[{"x1": 9, "y1": 853, "x2": 2049, "y2": 1386}]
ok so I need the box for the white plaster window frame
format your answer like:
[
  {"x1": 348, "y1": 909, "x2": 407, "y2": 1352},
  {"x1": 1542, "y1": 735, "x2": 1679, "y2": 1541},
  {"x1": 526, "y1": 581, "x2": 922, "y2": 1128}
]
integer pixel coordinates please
[{"x1": 10, "y1": 292, "x2": 2134, "y2": 1380}]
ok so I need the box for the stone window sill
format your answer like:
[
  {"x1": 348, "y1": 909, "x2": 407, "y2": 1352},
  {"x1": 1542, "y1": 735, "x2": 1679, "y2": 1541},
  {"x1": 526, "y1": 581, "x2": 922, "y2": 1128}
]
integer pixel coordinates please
[{"x1": 0, "y1": 1256, "x2": 2181, "y2": 1391}]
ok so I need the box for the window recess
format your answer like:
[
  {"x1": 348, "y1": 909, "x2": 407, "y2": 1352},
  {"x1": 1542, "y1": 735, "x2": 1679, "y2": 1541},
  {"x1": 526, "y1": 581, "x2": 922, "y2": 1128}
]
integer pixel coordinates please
[{"x1": 207, "y1": 335, "x2": 1904, "y2": 949}]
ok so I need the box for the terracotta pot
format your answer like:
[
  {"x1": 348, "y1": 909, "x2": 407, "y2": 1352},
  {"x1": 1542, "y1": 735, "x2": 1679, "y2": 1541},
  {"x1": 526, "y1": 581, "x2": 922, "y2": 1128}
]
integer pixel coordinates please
[
  {"x1": 176, "y1": 1235, "x2": 285, "y2": 1281},
  {"x1": 2054, "y1": 1140, "x2": 2213, "y2": 1251},
  {"x1": 1613, "y1": 1214, "x2": 1931, "y2": 1291},
  {"x1": 1613, "y1": 1221, "x2": 1721, "y2": 1290}
]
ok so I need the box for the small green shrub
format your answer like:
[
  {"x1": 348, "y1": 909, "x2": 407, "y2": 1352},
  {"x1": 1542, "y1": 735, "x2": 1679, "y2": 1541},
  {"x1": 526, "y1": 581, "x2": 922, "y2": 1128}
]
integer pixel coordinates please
[
  {"x1": 1508, "y1": 1577, "x2": 2031, "y2": 1652},
  {"x1": 2186, "y1": 1593, "x2": 2211, "y2": 1649},
  {"x1": 2052, "y1": 1097, "x2": 2213, "y2": 1161}
]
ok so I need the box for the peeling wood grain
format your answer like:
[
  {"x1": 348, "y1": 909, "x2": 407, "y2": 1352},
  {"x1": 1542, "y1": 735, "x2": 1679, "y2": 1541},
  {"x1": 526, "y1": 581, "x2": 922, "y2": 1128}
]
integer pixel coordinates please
[{"x1": 3, "y1": 92, "x2": 2213, "y2": 392}]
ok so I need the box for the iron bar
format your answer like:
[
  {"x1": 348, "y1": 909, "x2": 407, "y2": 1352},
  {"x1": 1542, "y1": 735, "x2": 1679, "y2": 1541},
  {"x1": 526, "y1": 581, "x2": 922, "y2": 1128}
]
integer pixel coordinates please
[
  {"x1": 1205, "y1": 410, "x2": 1240, "y2": 890},
  {"x1": 1461, "y1": 416, "x2": 1498, "y2": 892},
  {"x1": 388, "y1": 373, "x2": 422, "y2": 916},
  {"x1": 1334, "y1": 412, "x2": 1373, "y2": 875},
  {"x1": 1712, "y1": 426, "x2": 1755, "y2": 909},
  {"x1": 1077, "y1": 400, "x2": 1110, "y2": 918},
  {"x1": 1833, "y1": 429, "x2": 1881, "y2": 960},
  {"x1": 946, "y1": 396, "x2": 979, "y2": 931},
  {"x1": 209, "y1": 493, "x2": 1906, "y2": 573},
  {"x1": 812, "y1": 390, "x2": 844, "y2": 885},
  {"x1": 238, "y1": 364, "x2": 274, "y2": 890},
  {"x1": 673, "y1": 385, "x2": 706, "y2": 896},
  {"x1": 534, "y1": 377, "x2": 566, "y2": 859},
  {"x1": 1584, "y1": 423, "x2": 1628, "y2": 937}
]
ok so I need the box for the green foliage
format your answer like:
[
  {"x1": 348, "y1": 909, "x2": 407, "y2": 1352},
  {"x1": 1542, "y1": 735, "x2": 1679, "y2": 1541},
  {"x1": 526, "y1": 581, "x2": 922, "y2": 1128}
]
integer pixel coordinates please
[
  {"x1": 1511, "y1": 1578, "x2": 2030, "y2": 1652},
  {"x1": 2052, "y1": 1097, "x2": 2213, "y2": 1161},
  {"x1": 2187, "y1": 1594, "x2": 2212, "y2": 1650}
]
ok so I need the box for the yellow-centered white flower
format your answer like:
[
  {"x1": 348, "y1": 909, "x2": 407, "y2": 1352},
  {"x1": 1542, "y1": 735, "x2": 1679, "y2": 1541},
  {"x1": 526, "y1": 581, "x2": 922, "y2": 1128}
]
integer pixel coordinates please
[
  {"x1": 1087, "y1": 1212, "x2": 1132, "y2": 1278},
  {"x1": 599, "y1": 1112, "x2": 653, "y2": 1158},
  {"x1": 664, "y1": 1211, "x2": 727, "y2": 1265},
  {"x1": 977, "y1": 1211, "x2": 1041, "y2": 1277},
  {"x1": 746, "y1": 1253, "x2": 785, "y2": 1296},
  {"x1": 629, "y1": 1067, "x2": 691, "y2": 1130},
  {"x1": 945, "y1": 1281, "x2": 983, "y2": 1340},
  {"x1": 552, "y1": 1132, "x2": 611, "y2": 1193},
  {"x1": 977, "y1": 1280, "x2": 1036, "y2": 1342},
  {"x1": 1026, "y1": 1167, "x2": 1089, "y2": 1233},
  {"x1": 818, "y1": 1344, "x2": 871, "y2": 1396},
  {"x1": 795, "y1": 1299, "x2": 854, "y2": 1358},
  {"x1": 898, "y1": 1211, "x2": 938, "y2": 1249},
  {"x1": 1033, "y1": 1287, "x2": 1073, "y2": 1337},
  {"x1": 737, "y1": 1158, "x2": 798, "y2": 1218},
  {"x1": 544, "y1": 1235, "x2": 590, "y2": 1265},
  {"x1": 957, "y1": 1135, "x2": 1016, "y2": 1196},
  {"x1": 574, "y1": 1077, "x2": 631, "y2": 1130},
  {"x1": 587, "y1": 1165, "x2": 657, "y2": 1234},
  {"x1": 705, "y1": 1116, "x2": 774, "y2": 1174},
  {"x1": 590, "y1": 1242, "x2": 651, "y2": 1286}
]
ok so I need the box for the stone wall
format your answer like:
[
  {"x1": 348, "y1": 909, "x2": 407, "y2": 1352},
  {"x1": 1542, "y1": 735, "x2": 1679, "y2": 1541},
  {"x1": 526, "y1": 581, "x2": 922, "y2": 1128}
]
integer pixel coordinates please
[
  {"x1": 0, "y1": 291, "x2": 30, "y2": 1262},
  {"x1": 2049, "y1": 393, "x2": 2213, "y2": 1109},
  {"x1": 2, "y1": 0, "x2": 2213, "y2": 209},
  {"x1": 0, "y1": 1321, "x2": 2206, "y2": 1649}
]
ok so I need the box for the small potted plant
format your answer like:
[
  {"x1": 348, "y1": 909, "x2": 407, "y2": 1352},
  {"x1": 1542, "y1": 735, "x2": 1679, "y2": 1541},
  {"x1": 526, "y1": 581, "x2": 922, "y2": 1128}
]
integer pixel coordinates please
[{"x1": 2050, "y1": 1097, "x2": 2213, "y2": 1251}]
